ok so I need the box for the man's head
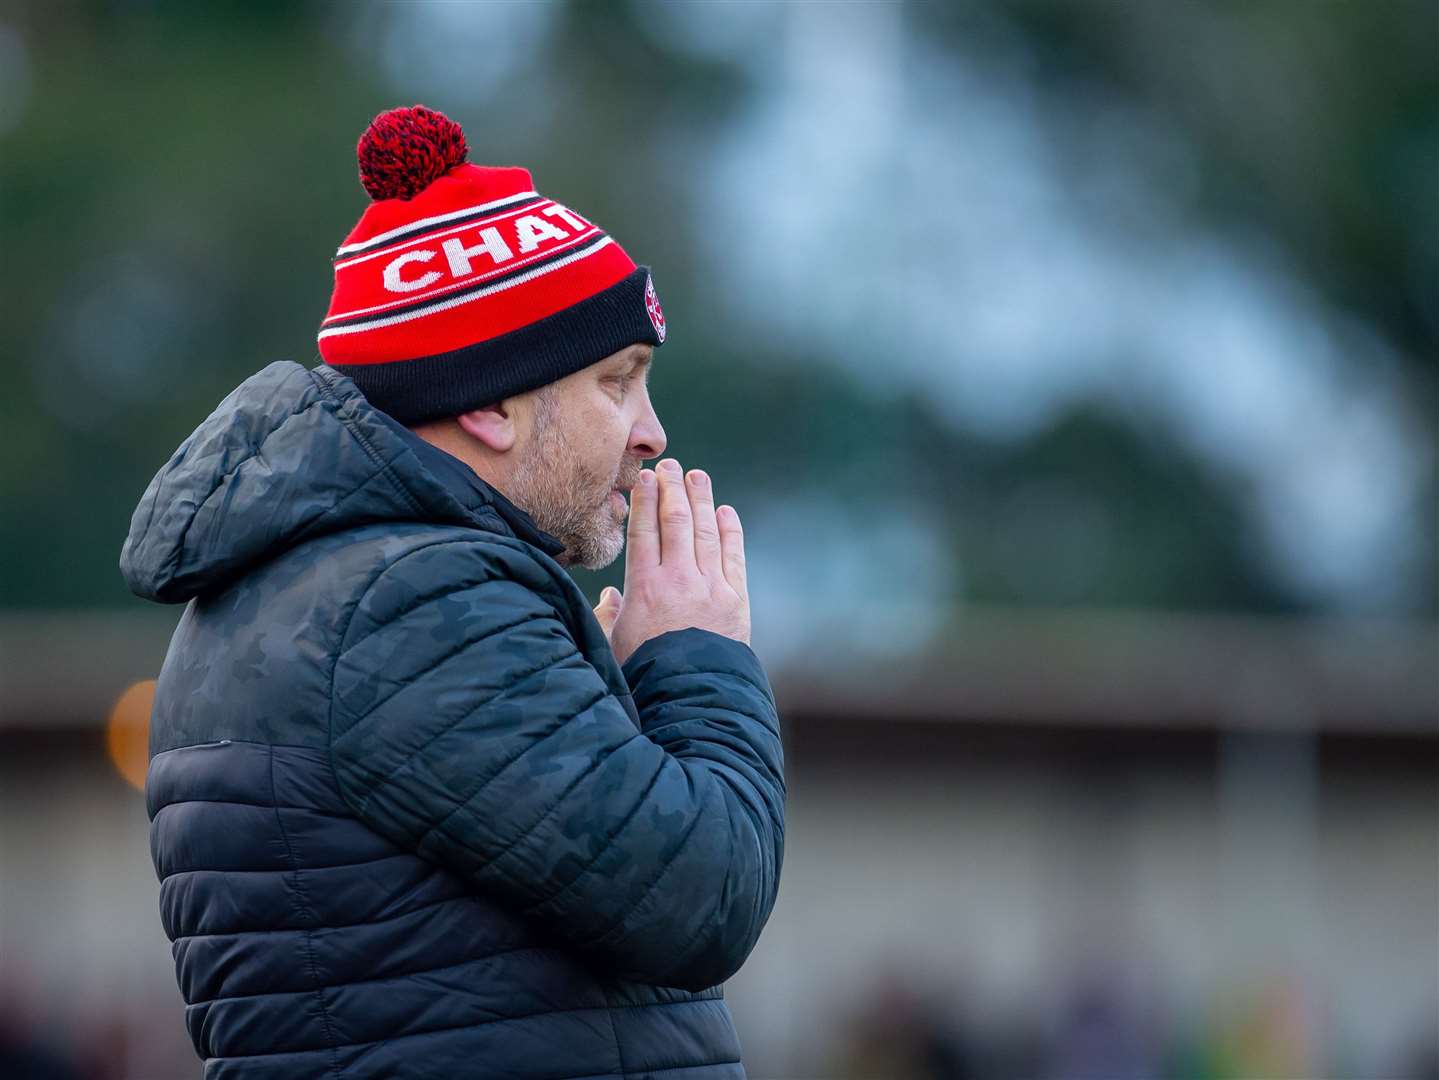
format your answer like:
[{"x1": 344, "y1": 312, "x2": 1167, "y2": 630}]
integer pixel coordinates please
[
  {"x1": 317, "y1": 105, "x2": 670, "y2": 567},
  {"x1": 409, "y1": 342, "x2": 665, "y2": 570}
]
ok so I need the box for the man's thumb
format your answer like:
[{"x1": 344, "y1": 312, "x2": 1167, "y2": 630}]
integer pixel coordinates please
[{"x1": 594, "y1": 586, "x2": 622, "y2": 632}]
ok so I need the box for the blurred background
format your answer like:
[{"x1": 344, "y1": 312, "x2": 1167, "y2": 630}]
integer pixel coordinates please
[{"x1": 1, "y1": 1, "x2": 1435, "y2": 1077}]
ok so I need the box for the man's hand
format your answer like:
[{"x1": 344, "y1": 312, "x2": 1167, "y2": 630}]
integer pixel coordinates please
[{"x1": 600, "y1": 457, "x2": 751, "y2": 666}]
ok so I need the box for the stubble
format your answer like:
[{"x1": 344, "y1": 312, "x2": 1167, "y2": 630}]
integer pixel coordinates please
[{"x1": 509, "y1": 387, "x2": 627, "y2": 570}]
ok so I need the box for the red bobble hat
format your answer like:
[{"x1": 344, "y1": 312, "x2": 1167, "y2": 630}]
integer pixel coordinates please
[{"x1": 318, "y1": 105, "x2": 667, "y2": 425}]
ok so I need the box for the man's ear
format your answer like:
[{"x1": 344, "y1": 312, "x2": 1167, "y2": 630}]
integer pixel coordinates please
[{"x1": 455, "y1": 401, "x2": 517, "y2": 453}]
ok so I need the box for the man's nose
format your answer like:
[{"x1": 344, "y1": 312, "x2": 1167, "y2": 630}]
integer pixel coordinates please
[{"x1": 630, "y1": 403, "x2": 666, "y2": 461}]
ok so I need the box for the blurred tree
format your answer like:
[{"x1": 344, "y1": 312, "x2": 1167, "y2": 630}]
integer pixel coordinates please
[{"x1": 0, "y1": 0, "x2": 1430, "y2": 619}]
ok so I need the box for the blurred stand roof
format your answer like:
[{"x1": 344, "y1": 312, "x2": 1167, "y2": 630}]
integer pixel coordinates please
[{"x1": 3, "y1": 608, "x2": 1432, "y2": 736}]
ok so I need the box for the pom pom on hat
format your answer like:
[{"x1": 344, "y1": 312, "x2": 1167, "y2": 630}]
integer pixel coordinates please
[{"x1": 357, "y1": 105, "x2": 468, "y2": 201}]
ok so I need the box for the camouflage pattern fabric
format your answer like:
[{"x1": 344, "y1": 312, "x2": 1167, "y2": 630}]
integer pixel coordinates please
[{"x1": 122, "y1": 360, "x2": 785, "y2": 1079}]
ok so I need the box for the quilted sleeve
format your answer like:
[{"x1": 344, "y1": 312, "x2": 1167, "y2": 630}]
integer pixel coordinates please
[{"x1": 328, "y1": 538, "x2": 785, "y2": 991}]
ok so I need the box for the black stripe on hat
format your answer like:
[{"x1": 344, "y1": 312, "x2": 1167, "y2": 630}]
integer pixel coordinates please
[
  {"x1": 322, "y1": 231, "x2": 610, "y2": 332},
  {"x1": 333, "y1": 193, "x2": 545, "y2": 261},
  {"x1": 328, "y1": 266, "x2": 663, "y2": 427}
]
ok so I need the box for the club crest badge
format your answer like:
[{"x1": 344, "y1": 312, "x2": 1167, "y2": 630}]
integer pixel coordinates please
[{"x1": 644, "y1": 273, "x2": 667, "y2": 343}]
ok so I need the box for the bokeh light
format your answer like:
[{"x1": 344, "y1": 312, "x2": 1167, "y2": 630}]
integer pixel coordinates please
[{"x1": 106, "y1": 679, "x2": 155, "y2": 792}]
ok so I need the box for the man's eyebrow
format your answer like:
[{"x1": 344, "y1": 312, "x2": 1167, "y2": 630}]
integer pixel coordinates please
[{"x1": 629, "y1": 353, "x2": 653, "y2": 381}]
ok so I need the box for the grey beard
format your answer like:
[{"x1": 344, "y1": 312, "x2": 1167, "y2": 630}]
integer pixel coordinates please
[{"x1": 511, "y1": 443, "x2": 623, "y2": 571}]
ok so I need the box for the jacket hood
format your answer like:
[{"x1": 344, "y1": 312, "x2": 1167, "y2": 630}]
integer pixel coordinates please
[{"x1": 121, "y1": 361, "x2": 564, "y2": 604}]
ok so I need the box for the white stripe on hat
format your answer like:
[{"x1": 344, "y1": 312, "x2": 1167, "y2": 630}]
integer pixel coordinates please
[
  {"x1": 333, "y1": 200, "x2": 556, "y2": 271},
  {"x1": 333, "y1": 191, "x2": 539, "y2": 257},
  {"x1": 316, "y1": 236, "x2": 615, "y2": 340},
  {"x1": 325, "y1": 226, "x2": 602, "y2": 323}
]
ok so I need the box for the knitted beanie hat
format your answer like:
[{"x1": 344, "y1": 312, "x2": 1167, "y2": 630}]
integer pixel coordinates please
[{"x1": 317, "y1": 105, "x2": 667, "y2": 425}]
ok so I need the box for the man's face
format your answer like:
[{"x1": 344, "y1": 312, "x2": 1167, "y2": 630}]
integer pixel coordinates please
[{"x1": 507, "y1": 344, "x2": 666, "y2": 570}]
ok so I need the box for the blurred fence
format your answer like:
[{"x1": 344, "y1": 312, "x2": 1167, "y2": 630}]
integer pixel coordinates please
[{"x1": 2, "y1": 608, "x2": 1434, "y2": 1079}]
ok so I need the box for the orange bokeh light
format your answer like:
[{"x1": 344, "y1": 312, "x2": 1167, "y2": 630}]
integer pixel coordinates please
[{"x1": 107, "y1": 679, "x2": 156, "y2": 792}]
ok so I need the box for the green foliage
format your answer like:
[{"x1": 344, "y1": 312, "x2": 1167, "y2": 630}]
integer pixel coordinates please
[{"x1": 1, "y1": 1, "x2": 1431, "y2": 615}]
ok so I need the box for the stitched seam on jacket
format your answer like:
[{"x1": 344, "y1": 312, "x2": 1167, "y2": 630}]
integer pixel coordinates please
[
  {"x1": 331, "y1": 538, "x2": 564, "y2": 657},
  {"x1": 628, "y1": 721, "x2": 786, "y2": 801},
  {"x1": 307, "y1": 366, "x2": 427, "y2": 520},
  {"x1": 636, "y1": 668, "x2": 773, "y2": 713},
  {"x1": 269, "y1": 747, "x2": 343, "y2": 1079},
  {"x1": 413, "y1": 692, "x2": 613, "y2": 852},
  {"x1": 633, "y1": 1063, "x2": 742, "y2": 1078},
  {"x1": 336, "y1": 608, "x2": 556, "y2": 749},
  {"x1": 157, "y1": 850, "x2": 408, "y2": 881},
  {"x1": 338, "y1": 567, "x2": 506, "y2": 659},
  {"x1": 426, "y1": 701, "x2": 622, "y2": 871},
  {"x1": 660, "y1": 793, "x2": 749, "y2": 983},
  {"x1": 349, "y1": 636, "x2": 574, "y2": 817},
  {"x1": 164, "y1": 393, "x2": 326, "y2": 584},
  {"x1": 581, "y1": 776, "x2": 712, "y2": 954},
  {"x1": 552, "y1": 1065, "x2": 742, "y2": 1080},
  {"x1": 601, "y1": 984, "x2": 628, "y2": 1080},
  {"x1": 173, "y1": 891, "x2": 469, "y2": 940},
  {"x1": 636, "y1": 714, "x2": 784, "y2": 763},
  {"x1": 326, "y1": 539, "x2": 547, "y2": 836},
  {"x1": 286, "y1": 469, "x2": 408, "y2": 548},
  {"x1": 530, "y1": 755, "x2": 666, "y2": 915},
  {"x1": 391, "y1": 677, "x2": 608, "y2": 855},
  {"x1": 639, "y1": 704, "x2": 779, "y2": 737},
  {"x1": 151, "y1": 797, "x2": 357, "y2": 817},
  {"x1": 187, "y1": 943, "x2": 552, "y2": 1007},
  {"x1": 208, "y1": 997, "x2": 726, "y2": 1060}
]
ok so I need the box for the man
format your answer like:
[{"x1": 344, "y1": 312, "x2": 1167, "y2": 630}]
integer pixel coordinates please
[{"x1": 120, "y1": 105, "x2": 785, "y2": 1079}]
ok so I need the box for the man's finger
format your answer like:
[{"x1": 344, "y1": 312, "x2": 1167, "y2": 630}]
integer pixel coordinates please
[
  {"x1": 687, "y1": 469, "x2": 724, "y2": 578},
  {"x1": 624, "y1": 469, "x2": 660, "y2": 581},
  {"x1": 717, "y1": 504, "x2": 747, "y2": 596},
  {"x1": 655, "y1": 459, "x2": 694, "y2": 567}
]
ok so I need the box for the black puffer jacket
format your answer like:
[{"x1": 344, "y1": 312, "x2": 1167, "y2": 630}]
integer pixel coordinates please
[{"x1": 121, "y1": 360, "x2": 785, "y2": 1079}]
